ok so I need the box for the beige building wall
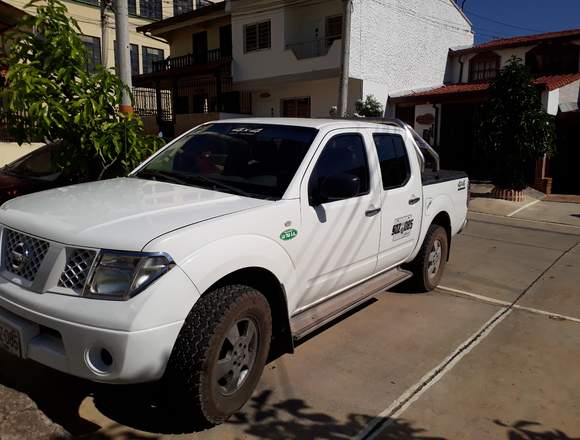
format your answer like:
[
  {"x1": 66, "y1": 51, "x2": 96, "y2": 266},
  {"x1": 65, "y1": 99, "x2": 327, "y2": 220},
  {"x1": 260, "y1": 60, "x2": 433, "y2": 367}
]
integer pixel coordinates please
[
  {"x1": 5, "y1": 0, "x2": 169, "y2": 74},
  {"x1": 167, "y1": 15, "x2": 230, "y2": 57}
]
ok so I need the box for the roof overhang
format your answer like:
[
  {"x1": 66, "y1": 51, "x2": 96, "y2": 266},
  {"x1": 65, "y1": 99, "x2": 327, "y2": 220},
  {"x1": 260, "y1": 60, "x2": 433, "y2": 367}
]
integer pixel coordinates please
[
  {"x1": 137, "y1": 2, "x2": 228, "y2": 37},
  {"x1": 390, "y1": 74, "x2": 580, "y2": 106}
]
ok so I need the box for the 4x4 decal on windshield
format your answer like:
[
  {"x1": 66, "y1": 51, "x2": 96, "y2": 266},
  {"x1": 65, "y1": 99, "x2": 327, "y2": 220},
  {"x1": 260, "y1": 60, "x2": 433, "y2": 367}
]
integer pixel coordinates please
[{"x1": 392, "y1": 215, "x2": 414, "y2": 241}]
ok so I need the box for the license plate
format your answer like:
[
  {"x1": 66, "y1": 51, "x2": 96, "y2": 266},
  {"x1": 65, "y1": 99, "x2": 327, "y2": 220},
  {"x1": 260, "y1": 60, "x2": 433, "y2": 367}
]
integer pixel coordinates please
[{"x1": 0, "y1": 321, "x2": 21, "y2": 358}]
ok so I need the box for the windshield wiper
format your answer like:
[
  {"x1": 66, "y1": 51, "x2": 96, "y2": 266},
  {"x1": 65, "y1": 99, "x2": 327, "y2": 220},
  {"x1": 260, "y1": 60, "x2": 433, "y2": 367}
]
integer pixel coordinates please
[
  {"x1": 182, "y1": 174, "x2": 265, "y2": 199},
  {"x1": 135, "y1": 170, "x2": 272, "y2": 200}
]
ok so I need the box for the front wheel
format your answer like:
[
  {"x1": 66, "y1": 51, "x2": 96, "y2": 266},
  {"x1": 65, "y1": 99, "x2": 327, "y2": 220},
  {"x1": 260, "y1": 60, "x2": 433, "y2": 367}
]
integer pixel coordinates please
[
  {"x1": 164, "y1": 284, "x2": 272, "y2": 427},
  {"x1": 408, "y1": 224, "x2": 448, "y2": 292}
]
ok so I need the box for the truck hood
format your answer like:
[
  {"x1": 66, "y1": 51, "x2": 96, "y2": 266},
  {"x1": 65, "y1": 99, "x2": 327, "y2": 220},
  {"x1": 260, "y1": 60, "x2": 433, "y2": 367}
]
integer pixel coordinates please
[{"x1": 0, "y1": 177, "x2": 271, "y2": 251}]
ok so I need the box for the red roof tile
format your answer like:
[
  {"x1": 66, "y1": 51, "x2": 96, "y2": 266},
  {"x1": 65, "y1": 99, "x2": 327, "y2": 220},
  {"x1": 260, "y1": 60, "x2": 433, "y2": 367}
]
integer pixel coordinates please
[
  {"x1": 453, "y1": 28, "x2": 580, "y2": 55},
  {"x1": 536, "y1": 73, "x2": 580, "y2": 91},
  {"x1": 391, "y1": 74, "x2": 580, "y2": 103}
]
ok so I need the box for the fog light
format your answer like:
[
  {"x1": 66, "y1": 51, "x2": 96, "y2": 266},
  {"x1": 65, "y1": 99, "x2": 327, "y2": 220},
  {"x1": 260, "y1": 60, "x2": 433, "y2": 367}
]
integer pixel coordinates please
[{"x1": 86, "y1": 346, "x2": 114, "y2": 374}]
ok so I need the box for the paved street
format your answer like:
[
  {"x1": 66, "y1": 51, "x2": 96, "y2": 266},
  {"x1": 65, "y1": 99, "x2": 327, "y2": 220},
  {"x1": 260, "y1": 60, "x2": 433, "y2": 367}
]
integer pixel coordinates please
[{"x1": 1, "y1": 208, "x2": 580, "y2": 440}]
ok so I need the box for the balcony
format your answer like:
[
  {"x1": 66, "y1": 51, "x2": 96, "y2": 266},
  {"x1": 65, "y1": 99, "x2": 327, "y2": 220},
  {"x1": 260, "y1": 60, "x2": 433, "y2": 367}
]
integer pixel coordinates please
[
  {"x1": 285, "y1": 38, "x2": 341, "y2": 60},
  {"x1": 152, "y1": 48, "x2": 232, "y2": 73}
]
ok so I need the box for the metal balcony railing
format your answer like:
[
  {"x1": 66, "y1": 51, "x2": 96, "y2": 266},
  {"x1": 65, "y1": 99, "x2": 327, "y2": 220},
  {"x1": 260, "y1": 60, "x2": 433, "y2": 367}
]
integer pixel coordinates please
[
  {"x1": 285, "y1": 38, "x2": 340, "y2": 60},
  {"x1": 152, "y1": 48, "x2": 232, "y2": 73}
]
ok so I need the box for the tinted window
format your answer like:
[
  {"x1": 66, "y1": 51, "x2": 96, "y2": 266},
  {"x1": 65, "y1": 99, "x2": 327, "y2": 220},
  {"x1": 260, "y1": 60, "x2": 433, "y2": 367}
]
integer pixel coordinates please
[
  {"x1": 136, "y1": 124, "x2": 318, "y2": 200},
  {"x1": 309, "y1": 134, "x2": 370, "y2": 201},
  {"x1": 373, "y1": 133, "x2": 410, "y2": 189},
  {"x1": 6, "y1": 145, "x2": 60, "y2": 181}
]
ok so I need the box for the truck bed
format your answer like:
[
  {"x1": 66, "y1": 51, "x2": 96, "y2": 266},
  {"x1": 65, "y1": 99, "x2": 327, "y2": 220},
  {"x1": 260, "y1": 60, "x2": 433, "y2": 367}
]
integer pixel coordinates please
[{"x1": 422, "y1": 169, "x2": 468, "y2": 186}]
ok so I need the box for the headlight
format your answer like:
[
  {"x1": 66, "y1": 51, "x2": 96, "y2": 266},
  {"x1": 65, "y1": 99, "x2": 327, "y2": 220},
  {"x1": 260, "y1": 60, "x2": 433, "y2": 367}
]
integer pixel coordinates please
[{"x1": 85, "y1": 251, "x2": 175, "y2": 300}]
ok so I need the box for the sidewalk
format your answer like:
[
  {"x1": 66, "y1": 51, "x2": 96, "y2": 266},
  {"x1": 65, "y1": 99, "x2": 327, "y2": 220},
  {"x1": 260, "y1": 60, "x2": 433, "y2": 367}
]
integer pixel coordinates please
[
  {"x1": 0, "y1": 383, "x2": 69, "y2": 440},
  {"x1": 469, "y1": 183, "x2": 580, "y2": 227}
]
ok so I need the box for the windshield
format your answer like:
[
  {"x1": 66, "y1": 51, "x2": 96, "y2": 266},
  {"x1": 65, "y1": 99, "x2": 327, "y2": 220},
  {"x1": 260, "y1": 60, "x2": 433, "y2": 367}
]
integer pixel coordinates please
[
  {"x1": 134, "y1": 123, "x2": 319, "y2": 200},
  {"x1": 5, "y1": 144, "x2": 61, "y2": 181}
]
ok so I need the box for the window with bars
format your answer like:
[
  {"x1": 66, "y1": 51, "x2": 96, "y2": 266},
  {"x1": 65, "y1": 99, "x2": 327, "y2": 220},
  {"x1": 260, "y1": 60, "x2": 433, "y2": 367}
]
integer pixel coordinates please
[
  {"x1": 325, "y1": 15, "x2": 343, "y2": 47},
  {"x1": 80, "y1": 35, "x2": 101, "y2": 74},
  {"x1": 282, "y1": 97, "x2": 311, "y2": 118},
  {"x1": 142, "y1": 46, "x2": 164, "y2": 74},
  {"x1": 469, "y1": 52, "x2": 500, "y2": 82},
  {"x1": 244, "y1": 21, "x2": 271, "y2": 53},
  {"x1": 140, "y1": 0, "x2": 162, "y2": 20}
]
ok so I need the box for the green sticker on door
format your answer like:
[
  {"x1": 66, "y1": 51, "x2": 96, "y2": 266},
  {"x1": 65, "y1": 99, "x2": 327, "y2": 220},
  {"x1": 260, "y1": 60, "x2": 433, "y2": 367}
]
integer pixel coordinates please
[{"x1": 280, "y1": 229, "x2": 298, "y2": 241}]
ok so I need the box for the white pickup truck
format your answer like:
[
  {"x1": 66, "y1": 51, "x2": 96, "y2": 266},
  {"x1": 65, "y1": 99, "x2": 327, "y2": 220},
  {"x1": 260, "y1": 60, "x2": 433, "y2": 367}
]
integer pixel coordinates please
[{"x1": 0, "y1": 118, "x2": 468, "y2": 424}]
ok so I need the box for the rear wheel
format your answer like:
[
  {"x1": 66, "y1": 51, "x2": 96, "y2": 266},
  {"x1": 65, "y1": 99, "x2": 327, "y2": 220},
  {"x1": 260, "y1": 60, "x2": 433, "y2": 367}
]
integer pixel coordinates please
[
  {"x1": 164, "y1": 284, "x2": 272, "y2": 427},
  {"x1": 408, "y1": 224, "x2": 448, "y2": 292}
]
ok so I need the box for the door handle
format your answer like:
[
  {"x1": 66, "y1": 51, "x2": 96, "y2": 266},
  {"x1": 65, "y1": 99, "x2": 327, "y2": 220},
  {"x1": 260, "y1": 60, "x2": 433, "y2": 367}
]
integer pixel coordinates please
[
  {"x1": 409, "y1": 197, "x2": 421, "y2": 205},
  {"x1": 365, "y1": 207, "x2": 381, "y2": 217}
]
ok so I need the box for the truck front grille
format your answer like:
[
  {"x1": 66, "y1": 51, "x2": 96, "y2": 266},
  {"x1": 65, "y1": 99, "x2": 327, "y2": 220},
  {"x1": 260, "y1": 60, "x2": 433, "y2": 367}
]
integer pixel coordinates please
[
  {"x1": 58, "y1": 248, "x2": 98, "y2": 292},
  {"x1": 2, "y1": 229, "x2": 50, "y2": 282}
]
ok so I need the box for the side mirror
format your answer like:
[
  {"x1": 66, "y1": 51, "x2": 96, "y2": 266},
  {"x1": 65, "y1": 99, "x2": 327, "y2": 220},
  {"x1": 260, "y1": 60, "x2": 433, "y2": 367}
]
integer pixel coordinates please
[{"x1": 310, "y1": 173, "x2": 361, "y2": 206}]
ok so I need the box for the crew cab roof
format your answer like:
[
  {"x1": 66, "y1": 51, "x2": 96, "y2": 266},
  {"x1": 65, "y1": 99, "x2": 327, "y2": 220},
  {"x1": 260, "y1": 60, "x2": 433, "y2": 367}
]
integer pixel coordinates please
[{"x1": 210, "y1": 118, "x2": 395, "y2": 131}]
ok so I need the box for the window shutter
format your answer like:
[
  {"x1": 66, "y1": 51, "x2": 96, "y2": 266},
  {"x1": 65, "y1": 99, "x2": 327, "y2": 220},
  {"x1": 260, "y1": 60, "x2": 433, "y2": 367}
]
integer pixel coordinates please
[{"x1": 245, "y1": 24, "x2": 258, "y2": 52}]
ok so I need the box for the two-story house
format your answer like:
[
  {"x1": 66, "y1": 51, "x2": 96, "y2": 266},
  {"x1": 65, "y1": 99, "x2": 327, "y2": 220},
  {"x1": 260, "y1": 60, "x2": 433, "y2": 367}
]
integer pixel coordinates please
[
  {"x1": 133, "y1": 0, "x2": 473, "y2": 136},
  {"x1": 3, "y1": 0, "x2": 218, "y2": 77},
  {"x1": 391, "y1": 29, "x2": 580, "y2": 195}
]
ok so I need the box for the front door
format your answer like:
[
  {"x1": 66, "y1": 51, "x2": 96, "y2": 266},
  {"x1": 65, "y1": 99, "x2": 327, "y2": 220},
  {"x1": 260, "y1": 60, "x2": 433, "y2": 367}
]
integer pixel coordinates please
[
  {"x1": 372, "y1": 129, "x2": 423, "y2": 271},
  {"x1": 192, "y1": 31, "x2": 208, "y2": 63},
  {"x1": 294, "y1": 130, "x2": 382, "y2": 312},
  {"x1": 219, "y1": 25, "x2": 232, "y2": 57}
]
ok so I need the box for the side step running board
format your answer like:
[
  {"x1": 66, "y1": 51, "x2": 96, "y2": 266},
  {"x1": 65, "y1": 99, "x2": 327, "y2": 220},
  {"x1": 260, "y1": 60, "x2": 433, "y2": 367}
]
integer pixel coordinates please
[{"x1": 290, "y1": 267, "x2": 413, "y2": 340}]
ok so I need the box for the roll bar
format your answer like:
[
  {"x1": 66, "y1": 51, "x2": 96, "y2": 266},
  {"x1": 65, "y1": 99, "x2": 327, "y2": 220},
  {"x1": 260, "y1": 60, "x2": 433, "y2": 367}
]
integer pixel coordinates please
[{"x1": 340, "y1": 117, "x2": 441, "y2": 173}]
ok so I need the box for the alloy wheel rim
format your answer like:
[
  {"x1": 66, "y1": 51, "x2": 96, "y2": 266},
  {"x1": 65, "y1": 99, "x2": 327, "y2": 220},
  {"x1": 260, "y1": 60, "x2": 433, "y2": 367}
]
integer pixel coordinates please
[
  {"x1": 214, "y1": 318, "x2": 259, "y2": 396},
  {"x1": 427, "y1": 239, "x2": 442, "y2": 280}
]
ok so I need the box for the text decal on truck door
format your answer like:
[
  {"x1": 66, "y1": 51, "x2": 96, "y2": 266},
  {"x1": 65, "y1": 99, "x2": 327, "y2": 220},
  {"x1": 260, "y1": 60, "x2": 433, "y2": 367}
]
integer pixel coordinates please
[{"x1": 392, "y1": 215, "x2": 414, "y2": 241}]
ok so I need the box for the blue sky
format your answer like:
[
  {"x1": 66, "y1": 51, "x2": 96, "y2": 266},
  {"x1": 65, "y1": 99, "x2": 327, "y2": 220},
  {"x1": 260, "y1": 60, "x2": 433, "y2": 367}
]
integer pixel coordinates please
[{"x1": 461, "y1": 0, "x2": 580, "y2": 43}]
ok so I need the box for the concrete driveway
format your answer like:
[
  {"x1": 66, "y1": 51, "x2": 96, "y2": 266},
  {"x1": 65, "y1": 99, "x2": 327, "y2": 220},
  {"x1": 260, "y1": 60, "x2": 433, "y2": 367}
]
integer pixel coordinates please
[{"x1": 1, "y1": 210, "x2": 580, "y2": 440}]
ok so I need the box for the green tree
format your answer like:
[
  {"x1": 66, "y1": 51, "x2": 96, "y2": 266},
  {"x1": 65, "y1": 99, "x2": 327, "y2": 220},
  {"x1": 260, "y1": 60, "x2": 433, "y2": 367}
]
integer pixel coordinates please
[
  {"x1": 478, "y1": 57, "x2": 555, "y2": 191},
  {"x1": 355, "y1": 95, "x2": 384, "y2": 117},
  {"x1": 1, "y1": 0, "x2": 163, "y2": 180}
]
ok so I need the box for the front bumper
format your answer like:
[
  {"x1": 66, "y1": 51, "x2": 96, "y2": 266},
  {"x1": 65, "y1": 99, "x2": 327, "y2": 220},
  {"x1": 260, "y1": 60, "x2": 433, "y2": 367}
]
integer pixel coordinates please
[{"x1": 0, "y1": 267, "x2": 199, "y2": 384}]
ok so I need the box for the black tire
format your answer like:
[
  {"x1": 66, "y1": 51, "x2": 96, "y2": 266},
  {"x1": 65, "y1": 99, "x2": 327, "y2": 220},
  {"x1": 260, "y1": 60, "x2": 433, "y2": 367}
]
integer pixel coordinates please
[
  {"x1": 407, "y1": 224, "x2": 448, "y2": 292},
  {"x1": 164, "y1": 284, "x2": 272, "y2": 427}
]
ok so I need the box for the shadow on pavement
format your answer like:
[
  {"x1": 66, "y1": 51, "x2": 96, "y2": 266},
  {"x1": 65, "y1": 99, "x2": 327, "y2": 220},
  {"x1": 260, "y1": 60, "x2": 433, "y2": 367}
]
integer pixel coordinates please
[{"x1": 494, "y1": 420, "x2": 580, "y2": 440}]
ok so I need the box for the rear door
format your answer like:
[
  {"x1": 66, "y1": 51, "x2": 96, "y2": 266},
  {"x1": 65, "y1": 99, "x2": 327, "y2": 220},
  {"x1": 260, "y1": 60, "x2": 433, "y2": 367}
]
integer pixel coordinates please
[{"x1": 372, "y1": 128, "x2": 423, "y2": 271}]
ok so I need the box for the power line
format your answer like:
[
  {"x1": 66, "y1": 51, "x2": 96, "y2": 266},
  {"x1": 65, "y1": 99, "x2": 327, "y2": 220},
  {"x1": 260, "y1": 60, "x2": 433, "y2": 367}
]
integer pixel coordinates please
[{"x1": 465, "y1": 9, "x2": 546, "y2": 34}]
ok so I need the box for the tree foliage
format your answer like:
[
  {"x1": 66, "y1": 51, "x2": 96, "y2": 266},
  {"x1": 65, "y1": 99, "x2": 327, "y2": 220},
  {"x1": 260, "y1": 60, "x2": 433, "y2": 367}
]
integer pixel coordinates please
[
  {"x1": 355, "y1": 95, "x2": 384, "y2": 117},
  {"x1": 1, "y1": 0, "x2": 164, "y2": 180},
  {"x1": 478, "y1": 57, "x2": 555, "y2": 190}
]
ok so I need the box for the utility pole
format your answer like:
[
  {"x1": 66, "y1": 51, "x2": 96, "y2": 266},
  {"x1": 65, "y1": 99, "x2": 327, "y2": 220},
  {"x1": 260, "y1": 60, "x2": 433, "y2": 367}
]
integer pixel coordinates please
[
  {"x1": 100, "y1": 0, "x2": 111, "y2": 67},
  {"x1": 114, "y1": 0, "x2": 133, "y2": 113},
  {"x1": 338, "y1": 0, "x2": 352, "y2": 117}
]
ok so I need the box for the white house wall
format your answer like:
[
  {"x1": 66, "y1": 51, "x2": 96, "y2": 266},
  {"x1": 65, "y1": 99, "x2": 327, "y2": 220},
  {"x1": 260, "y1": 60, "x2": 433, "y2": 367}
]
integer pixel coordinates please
[
  {"x1": 230, "y1": 0, "x2": 342, "y2": 84},
  {"x1": 349, "y1": 0, "x2": 473, "y2": 107},
  {"x1": 249, "y1": 77, "x2": 362, "y2": 118}
]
